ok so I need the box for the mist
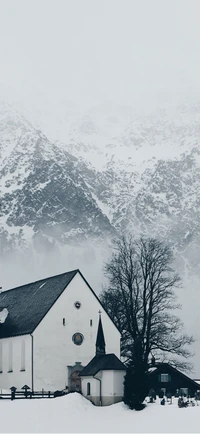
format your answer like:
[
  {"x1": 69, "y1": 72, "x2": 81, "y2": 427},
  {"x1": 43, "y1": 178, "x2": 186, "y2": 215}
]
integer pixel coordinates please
[{"x1": 0, "y1": 238, "x2": 110, "y2": 292}]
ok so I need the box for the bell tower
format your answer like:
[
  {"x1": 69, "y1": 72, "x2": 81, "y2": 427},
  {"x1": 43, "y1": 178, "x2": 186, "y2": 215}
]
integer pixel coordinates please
[{"x1": 95, "y1": 311, "x2": 106, "y2": 356}]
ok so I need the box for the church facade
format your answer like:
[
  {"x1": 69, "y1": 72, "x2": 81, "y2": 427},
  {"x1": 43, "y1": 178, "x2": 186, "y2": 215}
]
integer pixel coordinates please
[{"x1": 0, "y1": 269, "x2": 123, "y2": 400}]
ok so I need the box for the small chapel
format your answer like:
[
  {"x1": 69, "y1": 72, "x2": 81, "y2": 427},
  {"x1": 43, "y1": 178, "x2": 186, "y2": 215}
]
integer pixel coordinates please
[{"x1": 0, "y1": 269, "x2": 126, "y2": 405}]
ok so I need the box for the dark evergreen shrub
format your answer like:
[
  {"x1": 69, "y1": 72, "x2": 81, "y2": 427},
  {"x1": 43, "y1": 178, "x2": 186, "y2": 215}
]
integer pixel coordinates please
[{"x1": 123, "y1": 362, "x2": 148, "y2": 411}]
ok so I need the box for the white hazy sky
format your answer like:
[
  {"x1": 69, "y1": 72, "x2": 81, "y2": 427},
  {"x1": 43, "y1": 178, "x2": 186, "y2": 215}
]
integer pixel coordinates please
[{"x1": 0, "y1": 0, "x2": 200, "y2": 111}]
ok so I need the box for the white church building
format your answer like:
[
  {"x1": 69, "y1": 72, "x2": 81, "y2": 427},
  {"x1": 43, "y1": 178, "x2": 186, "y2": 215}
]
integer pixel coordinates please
[{"x1": 0, "y1": 269, "x2": 126, "y2": 405}]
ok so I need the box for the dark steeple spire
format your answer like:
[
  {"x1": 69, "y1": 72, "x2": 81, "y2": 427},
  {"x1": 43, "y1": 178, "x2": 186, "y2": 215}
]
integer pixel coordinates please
[{"x1": 95, "y1": 311, "x2": 106, "y2": 355}]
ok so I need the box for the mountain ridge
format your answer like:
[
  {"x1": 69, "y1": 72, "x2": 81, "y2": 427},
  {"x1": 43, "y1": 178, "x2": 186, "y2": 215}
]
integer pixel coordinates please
[{"x1": 1, "y1": 98, "x2": 200, "y2": 280}]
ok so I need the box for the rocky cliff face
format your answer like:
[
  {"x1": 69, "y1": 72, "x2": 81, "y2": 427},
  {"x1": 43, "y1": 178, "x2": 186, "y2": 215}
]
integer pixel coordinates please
[
  {"x1": 1, "y1": 100, "x2": 200, "y2": 276},
  {"x1": 0, "y1": 101, "x2": 114, "y2": 254}
]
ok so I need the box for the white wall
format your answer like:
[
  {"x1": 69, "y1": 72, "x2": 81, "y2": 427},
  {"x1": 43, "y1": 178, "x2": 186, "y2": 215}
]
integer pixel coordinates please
[
  {"x1": 82, "y1": 376, "x2": 99, "y2": 397},
  {"x1": 82, "y1": 375, "x2": 102, "y2": 405},
  {"x1": 101, "y1": 370, "x2": 125, "y2": 405},
  {"x1": 0, "y1": 335, "x2": 32, "y2": 392},
  {"x1": 101, "y1": 370, "x2": 114, "y2": 397},
  {"x1": 113, "y1": 370, "x2": 126, "y2": 397},
  {"x1": 33, "y1": 272, "x2": 120, "y2": 391},
  {"x1": 82, "y1": 370, "x2": 126, "y2": 406}
]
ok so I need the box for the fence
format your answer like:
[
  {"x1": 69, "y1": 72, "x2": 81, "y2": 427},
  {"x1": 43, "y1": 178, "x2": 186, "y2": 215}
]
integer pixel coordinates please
[{"x1": 0, "y1": 389, "x2": 65, "y2": 400}]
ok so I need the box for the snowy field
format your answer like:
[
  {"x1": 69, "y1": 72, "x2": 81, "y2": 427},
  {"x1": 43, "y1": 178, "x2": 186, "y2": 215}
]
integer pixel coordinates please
[{"x1": 0, "y1": 393, "x2": 200, "y2": 433}]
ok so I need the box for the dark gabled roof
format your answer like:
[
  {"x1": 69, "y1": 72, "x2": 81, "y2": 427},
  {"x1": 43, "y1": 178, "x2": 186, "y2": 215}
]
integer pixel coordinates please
[
  {"x1": 0, "y1": 269, "x2": 120, "y2": 340},
  {"x1": 0, "y1": 269, "x2": 78, "y2": 338},
  {"x1": 79, "y1": 353, "x2": 126, "y2": 377},
  {"x1": 148, "y1": 363, "x2": 200, "y2": 389}
]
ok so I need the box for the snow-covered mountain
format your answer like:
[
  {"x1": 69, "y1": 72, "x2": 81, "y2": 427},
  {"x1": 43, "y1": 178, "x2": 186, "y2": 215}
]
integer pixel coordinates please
[
  {"x1": 1, "y1": 98, "x2": 200, "y2": 279},
  {"x1": 0, "y1": 101, "x2": 115, "y2": 254}
]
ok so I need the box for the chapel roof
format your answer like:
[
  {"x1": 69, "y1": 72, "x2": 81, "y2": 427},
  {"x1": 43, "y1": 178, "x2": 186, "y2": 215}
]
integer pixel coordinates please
[
  {"x1": 79, "y1": 353, "x2": 126, "y2": 377},
  {"x1": 0, "y1": 269, "x2": 78, "y2": 338}
]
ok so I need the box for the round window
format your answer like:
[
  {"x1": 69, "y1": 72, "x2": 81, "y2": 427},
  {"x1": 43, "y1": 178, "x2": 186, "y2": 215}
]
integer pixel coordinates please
[
  {"x1": 74, "y1": 301, "x2": 81, "y2": 309},
  {"x1": 72, "y1": 333, "x2": 84, "y2": 346}
]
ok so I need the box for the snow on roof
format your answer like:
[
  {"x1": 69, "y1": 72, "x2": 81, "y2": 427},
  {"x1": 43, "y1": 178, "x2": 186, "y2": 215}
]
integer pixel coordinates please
[
  {"x1": 148, "y1": 367, "x2": 157, "y2": 373},
  {"x1": 0, "y1": 308, "x2": 9, "y2": 324}
]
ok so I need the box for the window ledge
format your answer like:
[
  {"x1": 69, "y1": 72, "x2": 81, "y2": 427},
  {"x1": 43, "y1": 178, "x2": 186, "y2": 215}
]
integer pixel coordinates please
[
  {"x1": 20, "y1": 369, "x2": 26, "y2": 372},
  {"x1": 7, "y1": 370, "x2": 13, "y2": 373},
  {"x1": 0, "y1": 371, "x2": 3, "y2": 374}
]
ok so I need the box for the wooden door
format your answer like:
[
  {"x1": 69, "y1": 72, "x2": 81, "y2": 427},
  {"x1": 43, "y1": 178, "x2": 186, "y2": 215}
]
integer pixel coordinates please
[{"x1": 70, "y1": 371, "x2": 82, "y2": 392}]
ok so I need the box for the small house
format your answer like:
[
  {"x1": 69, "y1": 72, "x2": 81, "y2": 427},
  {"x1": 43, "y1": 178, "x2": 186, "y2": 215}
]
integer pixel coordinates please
[
  {"x1": 80, "y1": 315, "x2": 126, "y2": 406},
  {"x1": 148, "y1": 363, "x2": 200, "y2": 397}
]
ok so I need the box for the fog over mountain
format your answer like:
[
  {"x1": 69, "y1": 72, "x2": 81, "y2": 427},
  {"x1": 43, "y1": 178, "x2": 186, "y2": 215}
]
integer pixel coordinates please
[{"x1": 1, "y1": 0, "x2": 200, "y2": 376}]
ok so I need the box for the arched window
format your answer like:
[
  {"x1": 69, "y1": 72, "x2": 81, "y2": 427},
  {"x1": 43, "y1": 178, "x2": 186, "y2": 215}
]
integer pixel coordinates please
[
  {"x1": 87, "y1": 382, "x2": 91, "y2": 396},
  {"x1": 21, "y1": 340, "x2": 25, "y2": 371},
  {"x1": 8, "y1": 341, "x2": 13, "y2": 372},
  {"x1": 70, "y1": 371, "x2": 82, "y2": 392},
  {"x1": 0, "y1": 342, "x2": 3, "y2": 373}
]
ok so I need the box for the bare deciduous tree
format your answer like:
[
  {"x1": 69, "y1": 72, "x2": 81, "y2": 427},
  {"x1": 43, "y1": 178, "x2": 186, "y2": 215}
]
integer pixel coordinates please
[{"x1": 101, "y1": 236, "x2": 193, "y2": 372}]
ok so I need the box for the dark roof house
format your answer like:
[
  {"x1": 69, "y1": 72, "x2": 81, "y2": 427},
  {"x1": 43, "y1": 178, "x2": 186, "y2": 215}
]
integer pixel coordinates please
[{"x1": 148, "y1": 363, "x2": 200, "y2": 397}]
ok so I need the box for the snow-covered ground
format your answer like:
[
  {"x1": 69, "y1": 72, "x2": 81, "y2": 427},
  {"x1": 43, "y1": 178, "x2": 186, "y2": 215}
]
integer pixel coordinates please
[{"x1": 0, "y1": 393, "x2": 200, "y2": 433}]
